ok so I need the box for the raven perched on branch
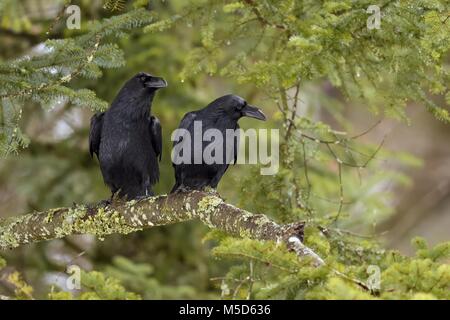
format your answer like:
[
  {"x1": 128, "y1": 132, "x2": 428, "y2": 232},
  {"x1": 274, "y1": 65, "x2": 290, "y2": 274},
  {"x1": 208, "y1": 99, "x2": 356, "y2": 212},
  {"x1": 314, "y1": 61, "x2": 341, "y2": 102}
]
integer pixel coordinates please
[
  {"x1": 171, "y1": 94, "x2": 266, "y2": 192},
  {"x1": 89, "y1": 72, "x2": 167, "y2": 199}
]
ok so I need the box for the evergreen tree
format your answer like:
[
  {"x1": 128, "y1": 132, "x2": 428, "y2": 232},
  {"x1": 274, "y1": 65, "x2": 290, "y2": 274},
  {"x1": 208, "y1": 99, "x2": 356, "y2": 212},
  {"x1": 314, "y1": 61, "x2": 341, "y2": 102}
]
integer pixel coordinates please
[{"x1": 0, "y1": 0, "x2": 449, "y2": 300}]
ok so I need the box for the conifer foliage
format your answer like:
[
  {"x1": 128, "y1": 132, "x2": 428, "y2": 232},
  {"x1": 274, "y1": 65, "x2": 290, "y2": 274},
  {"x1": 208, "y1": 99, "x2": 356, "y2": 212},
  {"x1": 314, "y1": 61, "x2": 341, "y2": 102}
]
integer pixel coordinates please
[{"x1": 0, "y1": 0, "x2": 449, "y2": 300}]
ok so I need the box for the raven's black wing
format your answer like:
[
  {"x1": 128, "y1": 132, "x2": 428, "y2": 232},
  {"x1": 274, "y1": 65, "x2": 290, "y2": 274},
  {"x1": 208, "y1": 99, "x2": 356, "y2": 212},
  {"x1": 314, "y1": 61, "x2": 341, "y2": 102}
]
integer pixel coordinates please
[
  {"x1": 172, "y1": 112, "x2": 197, "y2": 165},
  {"x1": 89, "y1": 112, "x2": 104, "y2": 158},
  {"x1": 232, "y1": 124, "x2": 240, "y2": 165},
  {"x1": 177, "y1": 112, "x2": 197, "y2": 133},
  {"x1": 170, "y1": 112, "x2": 197, "y2": 193},
  {"x1": 210, "y1": 124, "x2": 239, "y2": 188},
  {"x1": 149, "y1": 115, "x2": 162, "y2": 161}
]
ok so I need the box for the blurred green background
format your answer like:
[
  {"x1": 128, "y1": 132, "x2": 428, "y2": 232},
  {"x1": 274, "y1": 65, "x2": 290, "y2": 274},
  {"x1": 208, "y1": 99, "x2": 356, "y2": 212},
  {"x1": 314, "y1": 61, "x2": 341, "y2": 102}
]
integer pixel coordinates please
[{"x1": 0, "y1": 0, "x2": 449, "y2": 299}]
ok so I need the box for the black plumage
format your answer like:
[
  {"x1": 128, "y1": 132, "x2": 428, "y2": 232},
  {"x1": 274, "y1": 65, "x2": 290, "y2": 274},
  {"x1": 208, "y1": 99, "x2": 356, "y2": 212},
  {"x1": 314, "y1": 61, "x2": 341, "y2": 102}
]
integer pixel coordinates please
[
  {"x1": 171, "y1": 94, "x2": 266, "y2": 192},
  {"x1": 89, "y1": 72, "x2": 167, "y2": 199}
]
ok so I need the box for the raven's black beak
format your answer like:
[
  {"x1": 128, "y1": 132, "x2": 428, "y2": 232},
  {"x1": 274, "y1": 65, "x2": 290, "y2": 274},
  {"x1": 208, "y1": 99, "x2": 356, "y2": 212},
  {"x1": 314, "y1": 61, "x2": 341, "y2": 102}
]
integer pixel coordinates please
[
  {"x1": 241, "y1": 104, "x2": 266, "y2": 121},
  {"x1": 145, "y1": 76, "x2": 168, "y2": 89}
]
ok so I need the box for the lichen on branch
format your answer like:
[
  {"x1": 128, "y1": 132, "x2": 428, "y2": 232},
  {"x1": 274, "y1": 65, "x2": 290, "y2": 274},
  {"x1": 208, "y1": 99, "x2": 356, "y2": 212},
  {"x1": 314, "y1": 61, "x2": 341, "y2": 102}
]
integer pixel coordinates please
[{"x1": 0, "y1": 191, "x2": 321, "y2": 264}]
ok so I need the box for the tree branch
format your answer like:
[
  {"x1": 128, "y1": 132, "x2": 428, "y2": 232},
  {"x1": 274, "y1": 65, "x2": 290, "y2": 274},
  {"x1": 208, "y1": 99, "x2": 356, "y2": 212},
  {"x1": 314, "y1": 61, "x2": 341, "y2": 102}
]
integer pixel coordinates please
[
  {"x1": 242, "y1": 0, "x2": 289, "y2": 32},
  {"x1": 0, "y1": 191, "x2": 324, "y2": 266}
]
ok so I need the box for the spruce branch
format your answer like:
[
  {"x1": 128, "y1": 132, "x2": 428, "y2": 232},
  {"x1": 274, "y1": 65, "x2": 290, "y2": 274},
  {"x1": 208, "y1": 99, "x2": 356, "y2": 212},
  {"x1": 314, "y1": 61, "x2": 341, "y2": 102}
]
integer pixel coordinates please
[
  {"x1": 0, "y1": 191, "x2": 324, "y2": 265},
  {"x1": 242, "y1": 0, "x2": 288, "y2": 32},
  {"x1": 0, "y1": 35, "x2": 102, "y2": 100}
]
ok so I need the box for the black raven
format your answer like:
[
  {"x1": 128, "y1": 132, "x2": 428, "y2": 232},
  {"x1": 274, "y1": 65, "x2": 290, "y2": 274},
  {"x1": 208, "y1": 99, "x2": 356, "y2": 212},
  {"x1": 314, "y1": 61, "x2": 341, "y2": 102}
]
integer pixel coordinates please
[
  {"x1": 89, "y1": 72, "x2": 167, "y2": 199},
  {"x1": 171, "y1": 94, "x2": 266, "y2": 193}
]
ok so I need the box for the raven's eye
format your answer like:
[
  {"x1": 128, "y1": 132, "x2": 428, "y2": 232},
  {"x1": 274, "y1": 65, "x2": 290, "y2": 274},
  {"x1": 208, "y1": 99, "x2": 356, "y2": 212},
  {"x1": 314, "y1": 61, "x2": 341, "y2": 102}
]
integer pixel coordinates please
[
  {"x1": 236, "y1": 102, "x2": 245, "y2": 111},
  {"x1": 140, "y1": 75, "x2": 147, "y2": 83}
]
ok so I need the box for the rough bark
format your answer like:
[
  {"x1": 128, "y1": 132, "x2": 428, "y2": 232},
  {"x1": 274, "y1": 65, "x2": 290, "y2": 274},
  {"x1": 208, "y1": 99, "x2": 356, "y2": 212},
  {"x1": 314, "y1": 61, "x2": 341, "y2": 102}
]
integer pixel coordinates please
[{"x1": 0, "y1": 191, "x2": 324, "y2": 265}]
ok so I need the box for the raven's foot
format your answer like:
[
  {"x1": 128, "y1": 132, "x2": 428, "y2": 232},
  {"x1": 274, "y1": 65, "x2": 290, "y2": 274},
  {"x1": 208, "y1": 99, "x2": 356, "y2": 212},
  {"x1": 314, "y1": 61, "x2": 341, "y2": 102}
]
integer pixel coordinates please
[
  {"x1": 202, "y1": 187, "x2": 224, "y2": 200},
  {"x1": 83, "y1": 199, "x2": 110, "y2": 217},
  {"x1": 172, "y1": 185, "x2": 191, "y2": 194},
  {"x1": 134, "y1": 194, "x2": 154, "y2": 202},
  {"x1": 98, "y1": 199, "x2": 111, "y2": 207}
]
